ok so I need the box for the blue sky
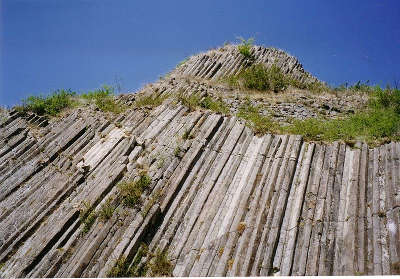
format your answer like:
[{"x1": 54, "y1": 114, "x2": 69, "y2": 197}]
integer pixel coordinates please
[{"x1": 1, "y1": 0, "x2": 400, "y2": 106}]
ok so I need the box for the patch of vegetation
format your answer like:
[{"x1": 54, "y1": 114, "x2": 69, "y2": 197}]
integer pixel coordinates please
[
  {"x1": 134, "y1": 93, "x2": 168, "y2": 108},
  {"x1": 79, "y1": 201, "x2": 97, "y2": 234},
  {"x1": 176, "y1": 91, "x2": 202, "y2": 111},
  {"x1": 288, "y1": 78, "x2": 328, "y2": 93},
  {"x1": 117, "y1": 172, "x2": 152, "y2": 208},
  {"x1": 182, "y1": 129, "x2": 192, "y2": 140},
  {"x1": 107, "y1": 256, "x2": 129, "y2": 277},
  {"x1": 81, "y1": 85, "x2": 123, "y2": 113},
  {"x1": 283, "y1": 108, "x2": 400, "y2": 145},
  {"x1": 369, "y1": 86, "x2": 400, "y2": 113},
  {"x1": 142, "y1": 189, "x2": 161, "y2": 217},
  {"x1": 227, "y1": 64, "x2": 287, "y2": 92},
  {"x1": 21, "y1": 89, "x2": 76, "y2": 116},
  {"x1": 146, "y1": 249, "x2": 173, "y2": 277},
  {"x1": 98, "y1": 198, "x2": 115, "y2": 221},
  {"x1": 200, "y1": 96, "x2": 229, "y2": 114},
  {"x1": 174, "y1": 145, "x2": 182, "y2": 157},
  {"x1": 237, "y1": 101, "x2": 278, "y2": 135},
  {"x1": 237, "y1": 37, "x2": 254, "y2": 59}
]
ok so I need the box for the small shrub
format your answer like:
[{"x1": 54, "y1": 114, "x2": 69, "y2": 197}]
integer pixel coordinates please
[
  {"x1": 79, "y1": 201, "x2": 97, "y2": 234},
  {"x1": 237, "y1": 37, "x2": 254, "y2": 59},
  {"x1": 142, "y1": 189, "x2": 161, "y2": 217},
  {"x1": 98, "y1": 199, "x2": 115, "y2": 221},
  {"x1": 369, "y1": 86, "x2": 400, "y2": 113},
  {"x1": 147, "y1": 249, "x2": 173, "y2": 277},
  {"x1": 22, "y1": 89, "x2": 76, "y2": 116},
  {"x1": 82, "y1": 86, "x2": 123, "y2": 113},
  {"x1": 107, "y1": 257, "x2": 129, "y2": 277},
  {"x1": 134, "y1": 94, "x2": 168, "y2": 108},
  {"x1": 229, "y1": 64, "x2": 287, "y2": 92},
  {"x1": 182, "y1": 129, "x2": 191, "y2": 140},
  {"x1": 283, "y1": 108, "x2": 400, "y2": 144},
  {"x1": 118, "y1": 173, "x2": 151, "y2": 208},
  {"x1": 237, "y1": 102, "x2": 278, "y2": 134},
  {"x1": 200, "y1": 96, "x2": 229, "y2": 114},
  {"x1": 174, "y1": 146, "x2": 182, "y2": 157},
  {"x1": 176, "y1": 91, "x2": 201, "y2": 111}
]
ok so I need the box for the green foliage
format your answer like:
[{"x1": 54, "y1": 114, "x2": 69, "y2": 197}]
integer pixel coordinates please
[
  {"x1": 107, "y1": 244, "x2": 149, "y2": 277},
  {"x1": 182, "y1": 129, "x2": 192, "y2": 140},
  {"x1": 117, "y1": 173, "x2": 151, "y2": 208},
  {"x1": 142, "y1": 189, "x2": 161, "y2": 217},
  {"x1": 22, "y1": 89, "x2": 76, "y2": 116},
  {"x1": 283, "y1": 108, "x2": 400, "y2": 144},
  {"x1": 288, "y1": 78, "x2": 328, "y2": 93},
  {"x1": 147, "y1": 249, "x2": 173, "y2": 277},
  {"x1": 200, "y1": 96, "x2": 229, "y2": 114},
  {"x1": 98, "y1": 199, "x2": 115, "y2": 221},
  {"x1": 107, "y1": 257, "x2": 129, "y2": 277},
  {"x1": 176, "y1": 91, "x2": 202, "y2": 111},
  {"x1": 79, "y1": 201, "x2": 97, "y2": 234},
  {"x1": 237, "y1": 101, "x2": 278, "y2": 134},
  {"x1": 237, "y1": 37, "x2": 255, "y2": 59},
  {"x1": 81, "y1": 85, "x2": 123, "y2": 113},
  {"x1": 228, "y1": 64, "x2": 287, "y2": 92},
  {"x1": 134, "y1": 93, "x2": 168, "y2": 108},
  {"x1": 174, "y1": 145, "x2": 182, "y2": 157},
  {"x1": 369, "y1": 86, "x2": 400, "y2": 113}
]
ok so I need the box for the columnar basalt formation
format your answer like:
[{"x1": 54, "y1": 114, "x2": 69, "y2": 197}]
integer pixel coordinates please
[{"x1": 0, "y1": 45, "x2": 399, "y2": 277}]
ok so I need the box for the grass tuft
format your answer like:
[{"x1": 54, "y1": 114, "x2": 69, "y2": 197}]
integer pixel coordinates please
[
  {"x1": 81, "y1": 85, "x2": 123, "y2": 113},
  {"x1": 134, "y1": 93, "x2": 168, "y2": 108},
  {"x1": 117, "y1": 173, "x2": 151, "y2": 208},
  {"x1": 237, "y1": 37, "x2": 254, "y2": 59},
  {"x1": 237, "y1": 101, "x2": 278, "y2": 135},
  {"x1": 147, "y1": 249, "x2": 173, "y2": 277},
  {"x1": 21, "y1": 89, "x2": 76, "y2": 116}
]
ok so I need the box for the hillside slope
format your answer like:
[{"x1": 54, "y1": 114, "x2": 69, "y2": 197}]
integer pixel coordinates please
[{"x1": 0, "y1": 45, "x2": 399, "y2": 277}]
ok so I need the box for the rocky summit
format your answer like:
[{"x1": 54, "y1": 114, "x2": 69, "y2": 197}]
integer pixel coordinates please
[{"x1": 0, "y1": 45, "x2": 399, "y2": 277}]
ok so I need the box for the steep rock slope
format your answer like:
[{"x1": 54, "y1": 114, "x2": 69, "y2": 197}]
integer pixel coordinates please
[{"x1": 0, "y1": 46, "x2": 399, "y2": 277}]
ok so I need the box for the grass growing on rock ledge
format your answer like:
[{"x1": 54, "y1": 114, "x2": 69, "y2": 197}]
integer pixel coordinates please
[
  {"x1": 237, "y1": 101, "x2": 278, "y2": 135},
  {"x1": 283, "y1": 86, "x2": 400, "y2": 145},
  {"x1": 19, "y1": 89, "x2": 77, "y2": 116},
  {"x1": 134, "y1": 93, "x2": 169, "y2": 108},
  {"x1": 117, "y1": 172, "x2": 152, "y2": 208},
  {"x1": 18, "y1": 85, "x2": 124, "y2": 116},
  {"x1": 81, "y1": 86, "x2": 124, "y2": 113},
  {"x1": 225, "y1": 63, "x2": 327, "y2": 93}
]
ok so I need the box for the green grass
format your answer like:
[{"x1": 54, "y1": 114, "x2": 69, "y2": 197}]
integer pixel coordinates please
[
  {"x1": 227, "y1": 64, "x2": 287, "y2": 92},
  {"x1": 81, "y1": 85, "x2": 123, "y2": 113},
  {"x1": 79, "y1": 201, "x2": 97, "y2": 234},
  {"x1": 283, "y1": 108, "x2": 400, "y2": 145},
  {"x1": 225, "y1": 63, "x2": 328, "y2": 93},
  {"x1": 176, "y1": 91, "x2": 202, "y2": 111},
  {"x1": 237, "y1": 37, "x2": 254, "y2": 59},
  {"x1": 107, "y1": 257, "x2": 129, "y2": 277},
  {"x1": 200, "y1": 96, "x2": 229, "y2": 114},
  {"x1": 283, "y1": 86, "x2": 400, "y2": 145},
  {"x1": 146, "y1": 249, "x2": 173, "y2": 277},
  {"x1": 134, "y1": 93, "x2": 168, "y2": 108},
  {"x1": 117, "y1": 173, "x2": 151, "y2": 208},
  {"x1": 237, "y1": 101, "x2": 278, "y2": 135},
  {"x1": 21, "y1": 89, "x2": 76, "y2": 116},
  {"x1": 98, "y1": 199, "x2": 115, "y2": 221}
]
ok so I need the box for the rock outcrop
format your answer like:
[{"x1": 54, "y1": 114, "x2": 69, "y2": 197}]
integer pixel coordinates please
[{"x1": 0, "y1": 45, "x2": 399, "y2": 277}]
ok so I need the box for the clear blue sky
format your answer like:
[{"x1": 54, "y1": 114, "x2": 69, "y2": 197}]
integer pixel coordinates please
[{"x1": 1, "y1": 0, "x2": 399, "y2": 106}]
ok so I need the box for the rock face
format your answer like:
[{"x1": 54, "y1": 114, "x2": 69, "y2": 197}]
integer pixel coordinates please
[{"x1": 0, "y1": 45, "x2": 399, "y2": 277}]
